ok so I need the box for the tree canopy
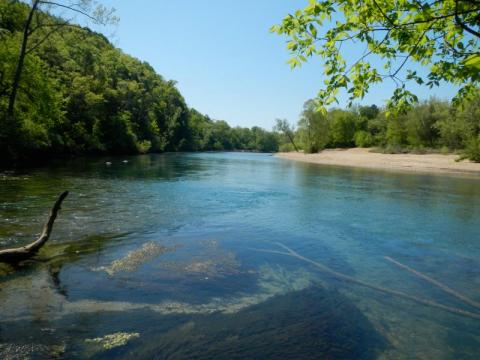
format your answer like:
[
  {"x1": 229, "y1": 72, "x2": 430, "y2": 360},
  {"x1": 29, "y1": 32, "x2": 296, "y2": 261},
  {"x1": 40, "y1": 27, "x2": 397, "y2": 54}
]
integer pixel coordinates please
[
  {"x1": 277, "y1": 92, "x2": 480, "y2": 161},
  {"x1": 272, "y1": 0, "x2": 480, "y2": 114},
  {"x1": 0, "y1": 1, "x2": 278, "y2": 165}
]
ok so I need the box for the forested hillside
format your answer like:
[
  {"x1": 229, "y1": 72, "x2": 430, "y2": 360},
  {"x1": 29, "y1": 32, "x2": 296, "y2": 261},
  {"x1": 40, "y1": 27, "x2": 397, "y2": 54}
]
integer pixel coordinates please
[{"x1": 0, "y1": 1, "x2": 278, "y2": 165}]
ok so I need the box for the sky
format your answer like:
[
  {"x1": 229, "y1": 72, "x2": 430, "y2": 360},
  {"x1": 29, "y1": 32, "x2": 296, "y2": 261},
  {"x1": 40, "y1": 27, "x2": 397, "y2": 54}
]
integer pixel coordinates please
[{"x1": 87, "y1": 0, "x2": 459, "y2": 130}]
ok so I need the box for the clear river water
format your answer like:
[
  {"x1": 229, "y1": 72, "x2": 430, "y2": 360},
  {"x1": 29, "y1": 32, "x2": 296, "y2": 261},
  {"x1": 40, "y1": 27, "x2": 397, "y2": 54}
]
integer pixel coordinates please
[{"x1": 1, "y1": 152, "x2": 479, "y2": 359}]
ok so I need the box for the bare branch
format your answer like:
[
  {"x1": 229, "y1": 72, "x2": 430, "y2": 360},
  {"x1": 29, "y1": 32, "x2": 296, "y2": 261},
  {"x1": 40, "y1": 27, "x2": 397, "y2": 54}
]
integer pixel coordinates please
[
  {"x1": 26, "y1": 19, "x2": 78, "y2": 54},
  {"x1": 0, "y1": 191, "x2": 69, "y2": 263},
  {"x1": 392, "y1": 26, "x2": 432, "y2": 77},
  {"x1": 455, "y1": 0, "x2": 480, "y2": 39},
  {"x1": 38, "y1": 1, "x2": 103, "y2": 24}
]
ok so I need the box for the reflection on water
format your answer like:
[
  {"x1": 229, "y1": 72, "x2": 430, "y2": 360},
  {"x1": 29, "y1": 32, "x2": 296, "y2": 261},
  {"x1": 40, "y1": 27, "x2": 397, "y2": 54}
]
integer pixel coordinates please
[{"x1": 1, "y1": 152, "x2": 480, "y2": 359}]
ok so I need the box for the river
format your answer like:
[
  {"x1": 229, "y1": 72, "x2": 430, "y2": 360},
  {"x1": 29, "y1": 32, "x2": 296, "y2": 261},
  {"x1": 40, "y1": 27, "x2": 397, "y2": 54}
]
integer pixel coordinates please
[{"x1": 1, "y1": 152, "x2": 479, "y2": 359}]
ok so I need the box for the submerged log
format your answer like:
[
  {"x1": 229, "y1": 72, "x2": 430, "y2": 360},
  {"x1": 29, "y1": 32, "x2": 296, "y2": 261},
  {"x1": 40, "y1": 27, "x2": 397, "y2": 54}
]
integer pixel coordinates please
[
  {"x1": 250, "y1": 242, "x2": 480, "y2": 320},
  {"x1": 0, "y1": 191, "x2": 69, "y2": 263},
  {"x1": 385, "y1": 256, "x2": 480, "y2": 310}
]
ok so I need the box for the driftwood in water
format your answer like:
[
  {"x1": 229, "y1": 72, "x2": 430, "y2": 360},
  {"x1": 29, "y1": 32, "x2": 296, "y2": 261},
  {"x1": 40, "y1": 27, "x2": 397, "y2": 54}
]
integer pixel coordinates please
[
  {"x1": 0, "y1": 191, "x2": 69, "y2": 263},
  {"x1": 385, "y1": 256, "x2": 480, "y2": 310},
  {"x1": 250, "y1": 242, "x2": 480, "y2": 320}
]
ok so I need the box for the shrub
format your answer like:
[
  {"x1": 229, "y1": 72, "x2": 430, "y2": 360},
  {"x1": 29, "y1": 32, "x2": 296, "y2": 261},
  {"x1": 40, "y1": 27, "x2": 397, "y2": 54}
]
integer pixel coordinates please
[
  {"x1": 354, "y1": 130, "x2": 374, "y2": 147},
  {"x1": 136, "y1": 140, "x2": 152, "y2": 154},
  {"x1": 463, "y1": 136, "x2": 480, "y2": 162}
]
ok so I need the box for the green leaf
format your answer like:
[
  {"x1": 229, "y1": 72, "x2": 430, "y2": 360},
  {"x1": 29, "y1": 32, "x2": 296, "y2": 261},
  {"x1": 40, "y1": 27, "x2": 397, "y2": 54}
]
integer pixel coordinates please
[
  {"x1": 463, "y1": 54, "x2": 480, "y2": 70},
  {"x1": 309, "y1": 23, "x2": 317, "y2": 38},
  {"x1": 287, "y1": 41, "x2": 298, "y2": 51}
]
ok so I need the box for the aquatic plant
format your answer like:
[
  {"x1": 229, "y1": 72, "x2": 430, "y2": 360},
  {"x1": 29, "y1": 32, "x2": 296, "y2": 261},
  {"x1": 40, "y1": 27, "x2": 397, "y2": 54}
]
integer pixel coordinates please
[
  {"x1": 62, "y1": 264, "x2": 315, "y2": 316},
  {"x1": 0, "y1": 262, "x2": 315, "y2": 324},
  {"x1": 0, "y1": 263, "x2": 14, "y2": 277},
  {"x1": 0, "y1": 343, "x2": 66, "y2": 359},
  {"x1": 95, "y1": 242, "x2": 175, "y2": 276},
  {"x1": 85, "y1": 332, "x2": 140, "y2": 350},
  {"x1": 155, "y1": 239, "x2": 241, "y2": 279}
]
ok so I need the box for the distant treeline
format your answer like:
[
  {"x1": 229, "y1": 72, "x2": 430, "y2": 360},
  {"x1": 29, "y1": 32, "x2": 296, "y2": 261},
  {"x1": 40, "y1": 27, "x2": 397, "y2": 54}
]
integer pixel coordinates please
[
  {"x1": 0, "y1": 1, "x2": 278, "y2": 165},
  {"x1": 279, "y1": 94, "x2": 480, "y2": 162},
  {"x1": 2, "y1": 1, "x2": 478, "y2": 166}
]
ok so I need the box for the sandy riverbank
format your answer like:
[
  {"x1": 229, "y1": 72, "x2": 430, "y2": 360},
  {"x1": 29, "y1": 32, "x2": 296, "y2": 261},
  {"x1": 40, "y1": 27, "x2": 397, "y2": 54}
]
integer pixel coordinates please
[{"x1": 276, "y1": 148, "x2": 480, "y2": 176}]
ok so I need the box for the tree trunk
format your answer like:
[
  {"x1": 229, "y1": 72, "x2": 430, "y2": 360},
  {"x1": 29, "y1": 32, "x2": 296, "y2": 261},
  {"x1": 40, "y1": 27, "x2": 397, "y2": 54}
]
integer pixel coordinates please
[
  {"x1": 287, "y1": 133, "x2": 299, "y2": 152},
  {"x1": 6, "y1": 0, "x2": 40, "y2": 120},
  {"x1": 0, "y1": 191, "x2": 69, "y2": 263}
]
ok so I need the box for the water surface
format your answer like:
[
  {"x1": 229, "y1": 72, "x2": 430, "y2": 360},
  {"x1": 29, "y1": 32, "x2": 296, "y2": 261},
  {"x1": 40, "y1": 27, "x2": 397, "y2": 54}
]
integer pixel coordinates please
[{"x1": 1, "y1": 152, "x2": 479, "y2": 359}]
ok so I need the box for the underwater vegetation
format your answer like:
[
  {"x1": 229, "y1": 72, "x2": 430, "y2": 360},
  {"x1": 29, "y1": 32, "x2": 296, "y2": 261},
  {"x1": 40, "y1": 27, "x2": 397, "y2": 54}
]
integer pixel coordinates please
[
  {"x1": 85, "y1": 332, "x2": 140, "y2": 350},
  {"x1": 1, "y1": 152, "x2": 480, "y2": 359},
  {"x1": 0, "y1": 284, "x2": 387, "y2": 359},
  {"x1": 111, "y1": 286, "x2": 387, "y2": 360},
  {"x1": 94, "y1": 242, "x2": 176, "y2": 276},
  {"x1": 0, "y1": 343, "x2": 66, "y2": 359},
  {"x1": 153, "y1": 239, "x2": 242, "y2": 280},
  {"x1": 0, "y1": 264, "x2": 320, "y2": 358},
  {"x1": 62, "y1": 264, "x2": 315, "y2": 316},
  {"x1": 0, "y1": 262, "x2": 314, "y2": 320}
]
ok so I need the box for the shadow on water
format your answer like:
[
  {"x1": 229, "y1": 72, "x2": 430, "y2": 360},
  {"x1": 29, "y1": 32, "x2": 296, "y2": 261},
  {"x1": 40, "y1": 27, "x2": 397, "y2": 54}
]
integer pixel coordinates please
[
  {"x1": 0, "y1": 286, "x2": 388, "y2": 359},
  {"x1": 0, "y1": 154, "x2": 207, "y2": 237},
  {"x1": 96, "y1": 286, "x2": 388, "y2": 360},
  {"x1": 36, "y1": 153, "x2": 210, "y2": 182}
]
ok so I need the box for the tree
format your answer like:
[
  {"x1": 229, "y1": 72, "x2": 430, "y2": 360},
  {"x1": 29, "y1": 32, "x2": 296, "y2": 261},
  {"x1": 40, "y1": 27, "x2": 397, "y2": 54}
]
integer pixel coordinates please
[
  {"x1": 251, "y1": 126, "x2": 279, "y2": 152},
  {"x1": 274, "y1": 118, "x2": 299, "y2": 151},
  {"x1": 404, "y1": 98, "x2": 448, "y2": 147},
  {"x1": 298, "y1": 99, "x2": 329, "y2": 152},
  {"x1": 328, "y1": 109, "x2": 356, "y2": 147},
  {"x1": 1, "y1": 0, "x2": 116, "y2": 158},
  {"x1": 359, "y1": 105, "x2": 380, "y2": 121},
  {"x1": 0, "y1": 1, "x2": 285, "y2": 162},
  {"x1": 272, "y1": 0, "x2": 480, "y2": 114}
]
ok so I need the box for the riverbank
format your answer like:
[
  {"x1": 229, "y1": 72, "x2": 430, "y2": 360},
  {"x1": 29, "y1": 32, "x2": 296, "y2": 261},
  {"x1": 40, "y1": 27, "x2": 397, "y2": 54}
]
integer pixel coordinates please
[{"x1": 276, "y1": 148, "x2": 480, "y2": 176}]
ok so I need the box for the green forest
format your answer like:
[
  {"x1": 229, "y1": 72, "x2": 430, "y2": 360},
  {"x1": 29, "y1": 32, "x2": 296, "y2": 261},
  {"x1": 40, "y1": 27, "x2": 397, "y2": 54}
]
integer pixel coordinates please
[
  {"x1": 280, "y1": 95, "x2": 480, "y2": 161},
  {"x1": 0, "y1": 0, "x2": 279, "y2": 166},
  {"x1": 1, "y1": 0, "x2": 479, "y2": 166},
  {"x1": 272, "y1": 0, "x2": 480, "y2": 162}
]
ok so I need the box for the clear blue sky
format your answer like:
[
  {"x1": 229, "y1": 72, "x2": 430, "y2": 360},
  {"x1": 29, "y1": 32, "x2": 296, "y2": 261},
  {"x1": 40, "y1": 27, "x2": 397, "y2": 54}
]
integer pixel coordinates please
[{"x1": 93, "y1": 0, "x2": 458, "y2": 130}]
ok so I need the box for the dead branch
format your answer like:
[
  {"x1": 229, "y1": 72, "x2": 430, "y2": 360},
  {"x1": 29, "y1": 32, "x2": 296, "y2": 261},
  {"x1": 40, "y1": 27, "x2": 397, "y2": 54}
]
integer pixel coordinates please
[
  {"x1": 250, "y1": 242, "x2": 480, "y2": 320},
  {"x1": 0, "y1": 191, "x2": 69, "y2": 263},
  {"x1": 385, "y1": 256, "x2": 480, "y2": 310}
]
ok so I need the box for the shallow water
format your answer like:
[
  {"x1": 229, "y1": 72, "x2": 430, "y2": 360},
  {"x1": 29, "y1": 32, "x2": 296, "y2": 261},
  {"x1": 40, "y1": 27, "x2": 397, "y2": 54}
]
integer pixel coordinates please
[{"x1": 1, "y1": 152, "x2": 479, "y2": 359}]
